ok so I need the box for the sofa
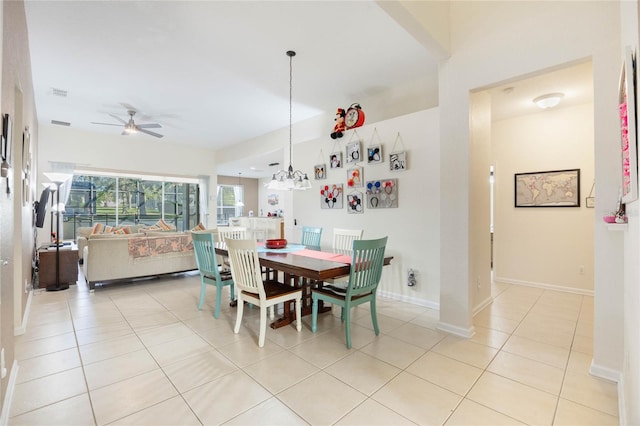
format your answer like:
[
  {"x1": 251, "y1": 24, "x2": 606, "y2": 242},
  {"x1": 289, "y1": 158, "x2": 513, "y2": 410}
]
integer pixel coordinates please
[
  {"x1": 76, "y1": 225, "x2": 146, "y2": 264},
  {"x1": 82, "y1": 230, "x2": 197, "y2": 290}
]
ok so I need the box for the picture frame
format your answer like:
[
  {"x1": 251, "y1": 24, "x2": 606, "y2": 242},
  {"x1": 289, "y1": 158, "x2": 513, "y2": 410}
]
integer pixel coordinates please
[
  {"x1": 346, "y1": 191, "x2": 364, "y2": 214},
  {"x1": 366, "y1": 178, "x2": 398, "y2": 209},
  {"x1": 320, "y1": 183, "x2": 343, "y2": 209},
  {"x1": 619, "y1": 46, "x2": 638, "y2": 203},
  {"x1": 389, "y1": 151, "x2": 407, "y2": 171},
  {"x1": 514, "y1": 169, "x2": 580, "y2": 207},
  {"x1": 329, "y1": 152, "x2": 342, "y2": 169},
  {"x1": 314, "y1": 164, "x2": 326, "y2": 180},
  {"x1": 1, "y1": 114, "x2": 11, "y2": 162},
  {"x1": 345, "y1": 141, "x2": 361, "y2": 164},
  {"x1": 367, "y1": 144, "x2": 383, "y2": 164},
  {"x1": 22, "y1": 128, "x2": 31, "y2": 173},
  {"x1": 347, "y1": 166, "x2": 363, "y2": 188}
]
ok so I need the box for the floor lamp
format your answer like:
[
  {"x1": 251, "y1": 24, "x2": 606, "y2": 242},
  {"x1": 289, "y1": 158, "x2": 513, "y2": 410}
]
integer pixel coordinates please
[{"x1": 43, "y1": 172, "x2": 72, "y2": 292}]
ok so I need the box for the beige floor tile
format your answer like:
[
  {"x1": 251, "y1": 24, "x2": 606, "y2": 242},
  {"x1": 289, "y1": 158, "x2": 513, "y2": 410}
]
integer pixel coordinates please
[
  {"x1": 84, "y1": 349, "x2": 159, "y2": 390},
  {"x1": 125, "y1": 311, "x2": 179, "y2": 331},
  {"x1": 371, "y1": 371, "x2": 461, "y2": 425},
  {"x1": 289, "y1": 332, "x2": 352, "y2": 369},
  {"x1": 265, "y1": 322, "x2": 319, "y2": 349},
  {"x1": 323, "y1": 321, "x2": 380, "y2": 349},
  {"x1": 466, "y1": 372, "x2": 557, "y2": 425},
  {"x1": 487, "y1": 351, "x2": 564, "y2": 395},
  {"x1": 432, "y1": 335, "x2": 498, "y2": 369},
  {"x1": 408, "y1": 310, "x2": 440, "y2": 330},
  {"x1": 566, "y1": 350, "x2": 592, "y2": 375},
  {"x1": 75, "y1": 322, "x2": 134, "y2": 346},
  {"x1": 71, "y1": 312, "x2": 127, "y2": 331},
  {"x1": 136, "y1": 322, "x2": 198, "y2": 347},
  {"x1": 146, "y1": 334, "x2": 211, "y2": 366},
  {"x1": 502, "y1": 335, "x2": 569, "y2": 369},
  {"x1": 109, "y1": 395, "x2": 201, "y2": 426},
  {"x1": 473, "y1": 311, "x2": 520, "y2": 334},
  {"x1": 10, "y1": 368, "x2": 87, "y2": 417},
  {"x1": 553, "y1": 398, "x2": 619, "y2": 425},
  {"x1": 359, "y1": 335, "x2": 426, "y2": 369},
  {"x1": 183, "y1": 370, "x2": 271, "y2": 425},
  {"x1": 325, "y1": 351, "x2": 400, "y2": 396},
  {"x1": 16, "y1": 347, "x2": 81, "y2": 384},
  {"x1": 574, "y1": 320, "x2": 594, "y2": 338},
  {"x1": 389, "y1": 322, "x2": 446, "y2": 350},
  {"x1": 243, "y1": 350, "x2": 318, "y2": 394},
  {"x1": 15, "y1": 333, "x2": 78, "y2": 361},
  {"x1": 90, "y1": 369, "x2": 178, "y2": 425},
  {"x1": 278, "y1": 371, "x2": 366, "y2": 425},
  {"x1": 17, "y1": 320, "x2": 74, "y2": 343},
  {"x1": 406, "y1": 351, "x2": 483, "y2": 396},
  {"x1": 572, "y1": 334, "x2": 593, "y2": 354},
  {"x1": 224, "y1": 396, "x2": 307, "y2": 425},
  {"x1": 217, "y1": 336, "x2": 286, "y2": 367},
  {"x1": 335, "y1": 398, "x2": 416, "y2": 425},
  {"x1": 470, "y1": 325, "x2": 510, "y2": 349},
  {"x1": 355, "y1": 312, "x2": 405, "y2": 334},
  {"x1": 482, "y1": 302, "x2": 529, "y2": 322},
  {"x1": 162, "y1": 348, "x2": 237, "y2": 393},
  {"x1": 444, "y1": 398, "x2": 525, "y2": 425},
  {"x1": 195, "y1": 321, "x2": 247, "y2": 347},
  {"x1": 79, "y1": 334, "x2": 145, "y2": 365},
  {"x1": 560, "y1": 371, "x2": 618, "y2": 417},
  {"x1": 513, "y1": 322, "x2": 574, "y2": 349},
  {"x1": 8, "y1": 393, "x2": 94, "y2": 426}
]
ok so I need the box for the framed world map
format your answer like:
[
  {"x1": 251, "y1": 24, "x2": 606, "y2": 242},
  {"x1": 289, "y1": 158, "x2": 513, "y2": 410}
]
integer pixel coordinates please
[{"x1": 514, "y1": 169, "x2": 580, "y2": 207}]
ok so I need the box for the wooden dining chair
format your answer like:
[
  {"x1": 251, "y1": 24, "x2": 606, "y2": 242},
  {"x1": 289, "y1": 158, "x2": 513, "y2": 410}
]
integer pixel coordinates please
[
  {"x1": 325, "y1": 228, "x2": 364, "y2": 286},
  {"x1": 301, "y1": 226, "x2": 323, "y2": 249},
  {"x1": 191, "y1": 231, "x2": 235, "y2": 319},
  {"x1": 311, "y1": 236, "x2": 388, "y2": 349},
  {"x1": 226, "y1": 238, "x2": 302, "y2": 347},
  {"x1": 216, "y1": 226, "x2": 247, "y2": 270}
]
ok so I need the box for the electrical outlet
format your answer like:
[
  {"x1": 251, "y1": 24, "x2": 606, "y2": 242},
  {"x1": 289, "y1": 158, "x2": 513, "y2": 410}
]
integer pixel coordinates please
[
  {"x1": 579, "y1": 265, "x2": 585, "y2": 275},
  {"x1": 407, "y1": 269, "x2": 416, "y2": 286}
]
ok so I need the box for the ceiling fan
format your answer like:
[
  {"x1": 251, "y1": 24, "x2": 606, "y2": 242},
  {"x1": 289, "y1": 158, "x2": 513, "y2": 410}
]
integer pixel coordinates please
[{"x1": 91, "y1": 110, "x2": 164, "y2": 138}]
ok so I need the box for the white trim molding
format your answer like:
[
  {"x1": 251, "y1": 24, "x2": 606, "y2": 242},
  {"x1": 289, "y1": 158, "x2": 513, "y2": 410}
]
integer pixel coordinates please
[
  {"x1": 493, "y1": 276, "x2": 594, "y2": 296},
  {"x1": 0, "y1": 360, "x2": 19, "y2": 426},
  {"x1": 437, "y1": 321, "x2": 475, "y2": 338},
  {"x1": 14, "y1": 290, "x2": 33, "y2": 336}
]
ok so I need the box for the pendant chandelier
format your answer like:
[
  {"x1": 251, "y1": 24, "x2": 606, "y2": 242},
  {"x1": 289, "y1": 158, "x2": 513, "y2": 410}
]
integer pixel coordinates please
[{"x1": 267, "y1": 50, "x2": 311, "y2": 190}]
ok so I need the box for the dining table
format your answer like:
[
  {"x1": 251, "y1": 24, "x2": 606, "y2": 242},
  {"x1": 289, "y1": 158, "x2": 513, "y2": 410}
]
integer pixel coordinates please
[{"x1": 215, "y1": 242, "x2": 393, "y2": 329}]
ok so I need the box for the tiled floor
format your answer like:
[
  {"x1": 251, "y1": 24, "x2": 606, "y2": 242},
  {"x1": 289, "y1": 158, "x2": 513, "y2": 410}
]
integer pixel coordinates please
[{"x1": 9, "y1": 271, "x2": 619, "y2": 425}]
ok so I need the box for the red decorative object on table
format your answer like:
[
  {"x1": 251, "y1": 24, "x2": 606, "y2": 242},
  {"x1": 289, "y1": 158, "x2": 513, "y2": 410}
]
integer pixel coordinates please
[{"x1": 265, "y1": 239, "x2": 287, "y2": 249}]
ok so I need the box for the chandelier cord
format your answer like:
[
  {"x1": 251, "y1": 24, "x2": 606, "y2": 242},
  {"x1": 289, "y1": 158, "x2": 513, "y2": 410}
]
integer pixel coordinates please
[{"x1": 288, "y1": 50, "x2": 293, "y2": 172}]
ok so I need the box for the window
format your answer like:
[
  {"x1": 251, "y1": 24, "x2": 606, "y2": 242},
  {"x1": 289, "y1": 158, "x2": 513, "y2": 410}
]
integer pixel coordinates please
[
  {"x1": 216, "y1": 184, "x2": 243, "y2": 225},
  {"x1": 64, "y1": 173, "x2": 200, "y2": 239}
]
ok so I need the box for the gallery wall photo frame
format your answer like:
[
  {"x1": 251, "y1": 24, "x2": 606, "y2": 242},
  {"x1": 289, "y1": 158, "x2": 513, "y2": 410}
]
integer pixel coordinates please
[
  {"x1": 329, "y1": 152, "x2": 342, "y2": 169},
  {"x1": 345, "y1": 141, "x2": 361, "y2": 164},
  {"x1": 367, "y1": 128, "x2": 383, "y2": 164},
  {"x1": 514, "y1": 168, "x2": 580, "y2": 207},
  {"x1": 320, "y1": 183, "x2": 343, "y2": 209},
  {"x1": 619, "y1": 45, "x2": 638, "y2": 203},
  {"x1": 314, "y1": 164, "x2": 326, "y2": 180},
  {"x1": 1, "y1": 113, "x2": 12, "y2": 163}
]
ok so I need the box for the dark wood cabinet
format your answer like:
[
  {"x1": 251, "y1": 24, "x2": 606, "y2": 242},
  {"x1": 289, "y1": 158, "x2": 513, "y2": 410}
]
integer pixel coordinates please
[{"x1": 37, "y1": 244, "x2": 78, "y2": 288}]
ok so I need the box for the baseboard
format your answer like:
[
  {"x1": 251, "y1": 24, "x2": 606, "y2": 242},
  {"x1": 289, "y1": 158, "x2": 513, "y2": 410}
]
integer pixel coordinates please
[
  {"x1": 377, "y1": 290, "x2": 439, "y2": 310},
  {"x1": 589, "y1": 360, "x2": 621, "y2": 383},
  {"x1": 493, "y1": 275, "x2": 594, "y2": 296},
  {"x1": 437, "y1": 321, "x2": 475, "y2": 338},
  {"x1": 473, "y1": 295, "x2": 493, "y2": 316},
  {"x1": 14, "y1": 290, "x2": 33, "y2": 336},
  {"x1": 0, "y1": 360, "x2": 19, "y2": 426}
]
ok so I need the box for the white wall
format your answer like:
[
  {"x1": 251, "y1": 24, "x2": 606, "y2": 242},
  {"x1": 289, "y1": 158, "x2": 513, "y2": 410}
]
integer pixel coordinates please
[
  {"x1": 258, "y1": 109, "x2": 441, "y2": 307},
  {"x1": 492, "y1": 103, "x2": 595, "y2": 294}
]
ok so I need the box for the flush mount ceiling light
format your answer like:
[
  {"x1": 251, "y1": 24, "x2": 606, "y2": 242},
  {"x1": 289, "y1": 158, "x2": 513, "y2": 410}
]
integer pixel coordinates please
[
  {"x1": 533, "y1": 92, "x2": 564, "y2": 109},
  {"x1": 267, "y1": 50, "x2": 311, "y2": 191}
]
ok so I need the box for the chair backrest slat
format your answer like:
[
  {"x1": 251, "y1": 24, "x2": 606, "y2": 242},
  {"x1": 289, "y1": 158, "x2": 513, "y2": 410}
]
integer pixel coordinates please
[
  {"x1": 192, "y1": 231, "x2": 222, "y2": 280},
  {"x1": 332, "y1": 228, "x2": 364, "y2": 252},
  {"x1": 226, "y1": 238, "x2": 265, "y2": 298},
  {"x1": 217, "y1": 226, "x2": 247, "y2": 243},
  {"x1": 301, "y1": 226, "x2": 322, "y2": 248},
  {"x1": 348, "y1": 237, "x2": 387, "y2": 297}
]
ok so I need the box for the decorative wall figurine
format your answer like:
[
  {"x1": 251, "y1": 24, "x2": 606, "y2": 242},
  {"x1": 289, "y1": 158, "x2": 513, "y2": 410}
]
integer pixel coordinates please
[
  {"x1": 347, "y1": 166, "x2": 363, "y2": 188},
  {"x1": 366, "y1": 179, "x2": 398, "y2": 208},
  {"x1": 314, "y1": 164, "x2": 326, "y2": 180},
  {"x1": 347, "y1": 191, "x2": 364, "y2": 214},
  {"x1": 344, "y1": 103, "x2": 365, "y2": 130},
  {"x1": 320, "y1": 184, "x2": 343, "y2": 209},
  {"x1": 330, "y1": 108, "x2": 346, "y2": 139}
]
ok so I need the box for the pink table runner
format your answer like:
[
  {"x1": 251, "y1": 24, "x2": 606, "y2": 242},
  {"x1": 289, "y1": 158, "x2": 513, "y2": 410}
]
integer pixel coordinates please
[{"x1": 291, "y1": 249, "x2": 352, "y2": 264}]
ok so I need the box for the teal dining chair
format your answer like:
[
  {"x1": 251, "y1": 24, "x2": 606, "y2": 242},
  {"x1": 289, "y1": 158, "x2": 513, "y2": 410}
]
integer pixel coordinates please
[
  {"x1": 192, "y1": 231, "x2": 235, "y2": 319},
  {"x1": 301, "y1": 226, "x2": 323, "y2": 249},
  {"x1": 311, "y1": 236, "x2": 388, "y2": 349}
]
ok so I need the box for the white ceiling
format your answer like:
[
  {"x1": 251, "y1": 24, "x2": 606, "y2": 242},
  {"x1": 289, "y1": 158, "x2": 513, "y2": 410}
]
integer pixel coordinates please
[{"x1": 24, "y1": 1, "x2": 593, "y2": 178}]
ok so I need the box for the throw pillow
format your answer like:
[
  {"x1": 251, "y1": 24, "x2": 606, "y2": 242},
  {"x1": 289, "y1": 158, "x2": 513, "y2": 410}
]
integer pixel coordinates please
[
  {"x1": 191, "y1": 222, "x2": 206, "y2": 231},
  {"x1": 91, "y1": 223, "x2": 104, "y2": 234},
  {"x1": 155, "y1": 219, "x2": 176, "y2": 231}
]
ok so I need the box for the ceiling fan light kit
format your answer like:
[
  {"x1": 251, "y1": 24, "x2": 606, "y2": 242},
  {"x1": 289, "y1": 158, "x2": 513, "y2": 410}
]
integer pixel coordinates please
[
  {"x1": 92, "y1": 109, "x2": 164, "y2": 138},
  {"x1": 267, "y1": 50, "x2": 311, "y2": 191}
]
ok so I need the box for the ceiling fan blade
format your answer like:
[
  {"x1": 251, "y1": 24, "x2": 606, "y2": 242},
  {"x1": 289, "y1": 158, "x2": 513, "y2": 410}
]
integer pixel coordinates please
[
  {"x1": 136, "y1": 123, "x2": 162, "y2": 129},
  {"x1": 90, "y1": 122, "x2": 122, "y2": 127},
  {"x1": 137, "y1": 127, "x2": 164, "y2": 138},
  {"x1": 109, "y1": 114, "x2": 127, "y2": 124}
]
